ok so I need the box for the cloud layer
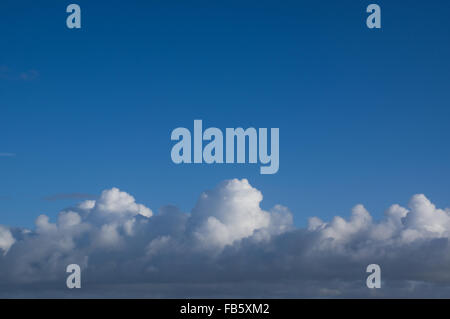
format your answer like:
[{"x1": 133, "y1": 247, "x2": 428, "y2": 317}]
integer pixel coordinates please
[{"x1": 0, "y1": 179, "x2": 450, "y2": 298}]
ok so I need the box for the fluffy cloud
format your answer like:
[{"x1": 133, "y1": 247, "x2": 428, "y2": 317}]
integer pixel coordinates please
[
  {"x1": 0, "y1": 226, "x2": 14, "y2": 255},
  {"x1": 189, "y1": 179, "x2": 291, "y2": 250},
  {"x1": 0, "y1": 179, "x2": 450, "y2": 298},
  {"x1": 89, "y1": 187, "x2": 153, "y2": 221}
]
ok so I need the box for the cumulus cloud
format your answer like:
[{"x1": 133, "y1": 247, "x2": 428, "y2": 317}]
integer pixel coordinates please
[
  {"x1": 94, "y1": 187, "x2": 153, "y2": 218},
  {"x1": 0, "y1": 226, "x2": 15, "y2": 255},
  {"x1": 0, "y1": 179, "x2": 450, "y2": 298},
  {"x1": 188, "y1": 179, "x2": 289, "y2": 250}
]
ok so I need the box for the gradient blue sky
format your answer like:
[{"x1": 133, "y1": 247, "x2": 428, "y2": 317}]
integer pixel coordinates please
[{"x1": 1, "y1": 0, "x2": 449, "y2": 228}]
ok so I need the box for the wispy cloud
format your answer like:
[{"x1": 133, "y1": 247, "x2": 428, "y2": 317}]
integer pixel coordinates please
[
  {"x1": 0, "y1": 65, "x2": 39, "y2": 81},
  {"x1": 0, "y1": 153, "x2": 15, "y2": 157},
  {"x1": 19, "y1": 70, "x2": 39, "y2": 81},
  {"x1": 42, "y1": 193, "x2": 96, "y2": 201}
]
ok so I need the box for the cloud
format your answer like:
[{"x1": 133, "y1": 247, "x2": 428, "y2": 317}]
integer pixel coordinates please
[
  {"x1": 0, "y1": 66, "x2": 39, "y2": 81},
  {"x1": 188, "y1": 179, "x2": 291, "y2": 251},
  {"x1": 0, "y1": 179, "x2": 450, "y2": 297},
  {"x1": 0, "y1": 226, "x2": 15, "y2": 255},
  {"x1": 0, "y1": 153, "x2": 15, "y2": 157},
  {"x1": 19, "y1": 70, "x2": 39, "y2": 81},
  {"x1": 42, "y1": 193, "x2": 96, "y2": 201}
]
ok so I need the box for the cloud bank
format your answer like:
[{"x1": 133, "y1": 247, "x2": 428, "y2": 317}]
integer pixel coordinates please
[{"x1": 0, "y1": 179, "x2": 450, "y2": 298}]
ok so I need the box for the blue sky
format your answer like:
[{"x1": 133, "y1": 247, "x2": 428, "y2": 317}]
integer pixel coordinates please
[{"x1": 1, "y1": 0, "x2": 449, "y2": 229}]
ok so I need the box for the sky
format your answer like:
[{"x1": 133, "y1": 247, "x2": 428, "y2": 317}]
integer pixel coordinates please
[{"x1": 0, "y1": 0, "x2": 450, "y2": 298}]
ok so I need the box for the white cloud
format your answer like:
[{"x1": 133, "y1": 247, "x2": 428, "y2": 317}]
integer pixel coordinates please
[
  {"x1": 0, "y1": 180, "x2": 450, "y2": 298},
  {"x1": 96, "y1": 223, "x2": 122, "y2": 248},
  {"x1": 401, "y1": 194, "x2": 450, "y2": 241},
  {"x1": 35, "y1": 215, "x2": 57, "y2": 234},
  {"x1": 94, "y1": 187, "x2": 153, "y2": 219},
  {"x1": 189, "y1": 179, "x2": 287, "y2": 250},
  {"x1": 58, "y1": 211, "x2": 82, "y2": 229}
]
